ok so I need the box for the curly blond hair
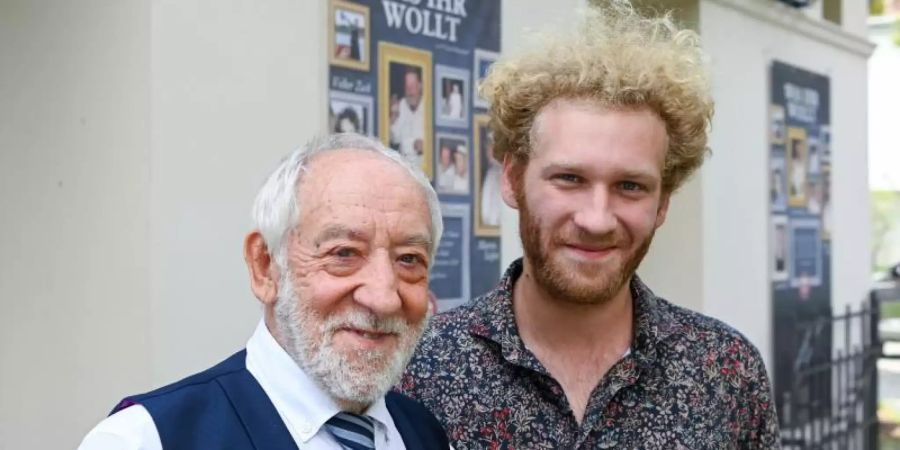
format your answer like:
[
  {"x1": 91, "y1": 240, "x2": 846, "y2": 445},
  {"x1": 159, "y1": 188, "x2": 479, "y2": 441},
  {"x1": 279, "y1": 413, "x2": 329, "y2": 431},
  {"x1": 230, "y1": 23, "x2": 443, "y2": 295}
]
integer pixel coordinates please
[{"x1": 480, "y1": 0, "x2": 713, "y2": 193}]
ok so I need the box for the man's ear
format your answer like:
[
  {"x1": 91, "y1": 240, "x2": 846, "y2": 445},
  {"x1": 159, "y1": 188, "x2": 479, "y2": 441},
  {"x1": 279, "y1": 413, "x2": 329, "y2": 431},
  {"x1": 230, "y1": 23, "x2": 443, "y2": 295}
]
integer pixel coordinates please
[
  {"x1": 500, "y1": 155, "x2": 522, "y2": 209},
  {"x1": 244, "y1": 231, "x2": 279, "y2": 307},
  {"x1": 655, "y1": 192, "x2": 671, "y2": 229}
]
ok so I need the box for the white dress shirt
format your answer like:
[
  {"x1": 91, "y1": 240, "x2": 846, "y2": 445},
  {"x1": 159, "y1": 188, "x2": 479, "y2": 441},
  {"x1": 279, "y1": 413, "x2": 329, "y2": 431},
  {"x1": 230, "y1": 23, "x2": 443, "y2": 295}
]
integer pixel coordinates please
[
  {"x1": 389, "y1": 97, "x2": 424, "y2": 169},
  {"x1": 79, "y1": 320, "x2": 407, "y2": 450}
]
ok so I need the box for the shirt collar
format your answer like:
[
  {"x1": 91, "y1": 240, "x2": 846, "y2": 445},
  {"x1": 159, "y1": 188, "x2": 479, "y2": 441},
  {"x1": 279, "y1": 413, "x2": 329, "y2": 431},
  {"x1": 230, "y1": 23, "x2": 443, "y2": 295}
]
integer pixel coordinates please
[
  {"x1": 467, "y1": 258, "x2": 683, "y2": 369},
  {"x1": 245, "y1": 320, "x2": 393, "y2": 443}
]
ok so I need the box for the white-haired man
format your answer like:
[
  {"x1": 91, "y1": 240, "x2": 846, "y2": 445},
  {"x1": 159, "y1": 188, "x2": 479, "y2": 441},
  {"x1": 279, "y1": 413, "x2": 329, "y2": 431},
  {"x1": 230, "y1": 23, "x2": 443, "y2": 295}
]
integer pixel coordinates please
[{"x1": 79, "y1": 134, "x2": 450, "y2": 450}]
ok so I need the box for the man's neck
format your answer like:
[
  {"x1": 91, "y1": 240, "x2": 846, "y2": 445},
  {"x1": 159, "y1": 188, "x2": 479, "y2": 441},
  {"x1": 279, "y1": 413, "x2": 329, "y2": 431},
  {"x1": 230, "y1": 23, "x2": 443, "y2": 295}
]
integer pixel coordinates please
[{"x1": 512, "y1": 259, "x2": 634, "y2": 355}]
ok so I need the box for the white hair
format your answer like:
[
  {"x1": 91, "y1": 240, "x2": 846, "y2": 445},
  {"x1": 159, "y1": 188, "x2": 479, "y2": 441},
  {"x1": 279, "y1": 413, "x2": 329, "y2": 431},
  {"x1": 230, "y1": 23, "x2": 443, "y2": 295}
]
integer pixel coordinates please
[
  {"x1": 274, "y1": 268, "x2": 429, "y2": 406},
  {"x1": 251, "y1": 133, "x2": 443, "y2": 268}
]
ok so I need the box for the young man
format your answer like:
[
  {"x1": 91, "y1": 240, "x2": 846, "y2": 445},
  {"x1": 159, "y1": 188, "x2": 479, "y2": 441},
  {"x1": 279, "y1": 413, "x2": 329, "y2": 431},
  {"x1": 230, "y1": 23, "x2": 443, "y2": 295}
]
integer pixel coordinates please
[
  {"x1": 398, "y1": 2, "x2": 780, "y2": 448},
  {"x1": 80, "y1": 134, "x2": 449, "y2": 449}
]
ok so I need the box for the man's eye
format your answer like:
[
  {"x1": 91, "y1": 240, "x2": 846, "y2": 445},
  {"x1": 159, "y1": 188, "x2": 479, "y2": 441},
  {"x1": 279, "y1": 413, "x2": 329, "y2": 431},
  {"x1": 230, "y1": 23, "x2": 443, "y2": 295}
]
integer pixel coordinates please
[
  {"x1": 553, "y1": 173, "x2": 583, "y2": 184},
  {"x1": 620, "y1": 181, "x2": 644, "y2": 191},
  {"x1": 334, "y1": 247, "x2": 358, "y2": 258},
  {"x1": 399, "y1": 254, "x2": 423, "y2": 266}
]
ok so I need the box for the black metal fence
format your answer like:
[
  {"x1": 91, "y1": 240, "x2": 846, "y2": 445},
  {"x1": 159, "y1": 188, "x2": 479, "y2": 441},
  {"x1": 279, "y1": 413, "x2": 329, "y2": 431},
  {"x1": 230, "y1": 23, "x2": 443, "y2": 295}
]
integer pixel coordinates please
[{"x1": 779, "y1": 294, "x2": 881, "y2": 449}]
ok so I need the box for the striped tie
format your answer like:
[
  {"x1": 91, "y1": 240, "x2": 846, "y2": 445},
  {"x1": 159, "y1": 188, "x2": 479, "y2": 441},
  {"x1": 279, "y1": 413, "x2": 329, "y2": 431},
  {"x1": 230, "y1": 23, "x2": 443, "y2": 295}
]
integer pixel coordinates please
[{"x1": 324, "y1": 411, "x2": 376, "y2": 450}]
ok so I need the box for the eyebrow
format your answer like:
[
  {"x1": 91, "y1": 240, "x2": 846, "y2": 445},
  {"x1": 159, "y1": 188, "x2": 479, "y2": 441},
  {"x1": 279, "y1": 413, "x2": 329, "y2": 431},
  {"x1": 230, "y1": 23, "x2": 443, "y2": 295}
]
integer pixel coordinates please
[
  {"x1": 400, "y1": 233, "x2": 433, "y2": 252},
  {"x1": 313, "y1": 224, "x2": 432, "y2": 252},
  {"x1": 541, "y1": 163, "x2": 658, "y2": 184},
  {"x1": 313, "y1": 224, "x2": 367, "y2": 247}
]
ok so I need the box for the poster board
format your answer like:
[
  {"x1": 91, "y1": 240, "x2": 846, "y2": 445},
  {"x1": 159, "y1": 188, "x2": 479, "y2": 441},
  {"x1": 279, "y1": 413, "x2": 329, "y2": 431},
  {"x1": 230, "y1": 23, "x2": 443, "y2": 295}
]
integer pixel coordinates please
[
  {"x1": 326, "y1": 0, "x2": 502, "y2": 310},
  {"x1": 769, "y1": 60, "x2": 832, "y2": 419}
]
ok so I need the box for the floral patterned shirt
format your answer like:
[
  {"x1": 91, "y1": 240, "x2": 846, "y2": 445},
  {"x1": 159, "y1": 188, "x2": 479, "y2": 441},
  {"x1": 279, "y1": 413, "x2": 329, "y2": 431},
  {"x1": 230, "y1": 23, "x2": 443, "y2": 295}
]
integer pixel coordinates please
[{"x1": 398, "y1": 259, "x2": 780, "y2": 449}]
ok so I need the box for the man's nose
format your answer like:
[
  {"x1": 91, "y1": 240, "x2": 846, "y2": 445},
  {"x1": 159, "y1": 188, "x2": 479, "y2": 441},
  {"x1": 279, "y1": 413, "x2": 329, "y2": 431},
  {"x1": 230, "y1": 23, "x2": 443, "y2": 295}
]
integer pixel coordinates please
[
  {"x1": 571, "y1": 187, "x2": 618, "y2": 236},
  {"x1": 352, "y1": 252, "x2": 403, "y2": 316}
]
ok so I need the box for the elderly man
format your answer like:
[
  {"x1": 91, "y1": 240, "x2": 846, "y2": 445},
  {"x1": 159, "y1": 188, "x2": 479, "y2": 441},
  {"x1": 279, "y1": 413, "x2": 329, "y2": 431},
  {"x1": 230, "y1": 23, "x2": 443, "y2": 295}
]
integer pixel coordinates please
[
  {"x1": 397, "y1": 2, "x2": 780, "y2": 449},
  {"x1": 79, "y1": 134, "x2": 450, "y2": 449}
]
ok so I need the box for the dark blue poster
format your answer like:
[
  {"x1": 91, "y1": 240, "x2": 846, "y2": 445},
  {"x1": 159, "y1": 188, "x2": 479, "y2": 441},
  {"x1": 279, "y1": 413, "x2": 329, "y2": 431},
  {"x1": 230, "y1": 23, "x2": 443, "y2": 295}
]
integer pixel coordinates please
[
  {"x1": 768, "y1": 60, "x2": 832, "y2": 421},
  {"x1": 327, "y1": 0, "x2": 502, "y2": 310}
]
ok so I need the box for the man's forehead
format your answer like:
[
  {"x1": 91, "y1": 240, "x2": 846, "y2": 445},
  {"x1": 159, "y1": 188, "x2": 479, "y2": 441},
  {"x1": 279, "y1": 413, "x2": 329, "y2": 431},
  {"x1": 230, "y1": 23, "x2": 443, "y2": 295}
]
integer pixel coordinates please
[{"x1": 296, "y1": 149, "x2": 430, "y2": 224}]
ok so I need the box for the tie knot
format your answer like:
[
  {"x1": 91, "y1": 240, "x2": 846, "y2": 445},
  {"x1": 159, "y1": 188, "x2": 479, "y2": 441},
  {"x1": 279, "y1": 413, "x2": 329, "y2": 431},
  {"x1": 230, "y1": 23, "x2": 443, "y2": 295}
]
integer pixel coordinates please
[{"x1": 324, "y1": 412, "x2": 376, "y2": 450}]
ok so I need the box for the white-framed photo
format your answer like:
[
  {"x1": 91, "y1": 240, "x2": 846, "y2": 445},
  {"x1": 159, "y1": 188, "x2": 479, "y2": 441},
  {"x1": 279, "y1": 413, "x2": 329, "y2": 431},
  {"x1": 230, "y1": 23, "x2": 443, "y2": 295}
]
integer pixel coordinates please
[
  {"x1": 473, "y1": 48, "x2": 499, "y2": 109},
  {"x1": 434, "y1": 64, "x2": 470, "y2": 128},
  {"x1": 770, "y1": 156, "x2": 787, "y2": 213},
  {"x1": 329, "y1": 90, "x2": 374, "y2": 136},
  {"x1": 434, "y1": 132, "x2": 470, "y2": 195},
  {"x1": 771, "y1": 215, "x2": 789, "y2": 283},
  {"x1": 770, "y1": 104, "x2": 786, "y2": 146},
  {"x1": 789, "y1": 218, "x2": 823, "y2": 289}
]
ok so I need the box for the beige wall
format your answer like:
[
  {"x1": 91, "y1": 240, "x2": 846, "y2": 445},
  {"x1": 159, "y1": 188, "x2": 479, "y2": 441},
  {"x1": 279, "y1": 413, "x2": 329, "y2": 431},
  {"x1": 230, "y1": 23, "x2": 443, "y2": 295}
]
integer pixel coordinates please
[
  {"x1": 0, "y1": 1, "x2": 152, "y2": 447},
  {"x1": 0, "y1": 0, "x2": 578, "y2": 448}
]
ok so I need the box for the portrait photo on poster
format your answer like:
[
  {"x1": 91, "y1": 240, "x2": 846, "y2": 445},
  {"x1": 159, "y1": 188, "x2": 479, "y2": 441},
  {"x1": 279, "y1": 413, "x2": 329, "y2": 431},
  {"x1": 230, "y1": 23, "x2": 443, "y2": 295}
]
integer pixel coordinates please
[
  {"x1": 770, "y1": 104, "x2": 786, "y2": 146},
  {"x1": 329, "y1": 90, "x2": 374, "y2": 136},
  {"x1": 771, "y1": 215, "x2": 790, "y2": 283},
  {"x1": 819, "y1": 125, "x2": 831, "y2": 166},
  {"x1": 821, "y1": 168, "x2": 832, "y2": 240},
  {"x1": 379, "y1": 42, "x2": 433, "y2": 179},
  {"x1": 806, "y1": 135, "x2": 822, "y2": 177},
  {"x1": 787, "y1": 126, "x2": 808, "y2": 208},
  {"x1": 770, "y1": 156, "x2": 787, "y2": 213},
  {"x1": 434, "y1": 64, "x2": 470, "y2": 128},
  {"x1": 328, "y1": 0, "x2": 369, "y2": 71},
  {"x1": 434, "y1": 132, "x2": 470, "y2": 195},
  {"x1": 473, "y1": 48, "x2": 499, "y2": 109},
  {"x1": 474, "y1": 114, "x2": 501, "y2": 236}
]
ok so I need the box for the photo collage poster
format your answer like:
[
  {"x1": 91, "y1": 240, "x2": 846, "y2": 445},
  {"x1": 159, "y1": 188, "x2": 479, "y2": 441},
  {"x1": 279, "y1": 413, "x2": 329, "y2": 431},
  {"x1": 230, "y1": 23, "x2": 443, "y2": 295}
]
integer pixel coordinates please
[
  {"x1": 768, "y1": 60, "x2": 832, "y2": 418},
  {"x1": 327, "y1": 0, "x2": 502, "y2": 310}
]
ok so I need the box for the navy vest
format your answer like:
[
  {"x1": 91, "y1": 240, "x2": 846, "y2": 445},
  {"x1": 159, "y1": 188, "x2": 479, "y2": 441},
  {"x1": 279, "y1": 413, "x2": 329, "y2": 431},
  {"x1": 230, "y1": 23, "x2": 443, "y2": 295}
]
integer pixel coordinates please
[{"x1": 111, "y1": 350, "x2": 449, "y2": 450}]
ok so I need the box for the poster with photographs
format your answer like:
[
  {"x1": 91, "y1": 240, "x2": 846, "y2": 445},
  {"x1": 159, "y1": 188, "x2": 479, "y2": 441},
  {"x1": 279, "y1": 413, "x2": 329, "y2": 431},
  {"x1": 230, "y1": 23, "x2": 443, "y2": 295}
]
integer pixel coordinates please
[
  {"x1": 326, "y1": 0, "x2": 502, "y2": 308},
  {"x1": 768, "y1": 60, "x2": 832, "y2": 420}
]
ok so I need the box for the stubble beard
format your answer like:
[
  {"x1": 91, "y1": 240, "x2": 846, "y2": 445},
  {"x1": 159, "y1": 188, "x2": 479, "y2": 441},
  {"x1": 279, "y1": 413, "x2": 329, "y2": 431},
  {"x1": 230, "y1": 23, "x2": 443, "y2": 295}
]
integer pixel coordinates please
[
  {"x1": 273, "y1": 271, "x2": 429, "y2": 408},
  {"x1": 517, "y1": 191, "x2": 654, "y2": 305}
]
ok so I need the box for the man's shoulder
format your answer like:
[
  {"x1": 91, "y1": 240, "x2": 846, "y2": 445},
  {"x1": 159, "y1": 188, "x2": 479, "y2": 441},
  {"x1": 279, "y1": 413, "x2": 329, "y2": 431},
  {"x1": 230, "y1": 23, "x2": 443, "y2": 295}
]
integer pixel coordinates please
[
  {"x1": 111, "y1": 350, "x2": 247, "y2": 415},
  {"x1": 655, "y1": 298, "x2": 768, "y2": 375}
]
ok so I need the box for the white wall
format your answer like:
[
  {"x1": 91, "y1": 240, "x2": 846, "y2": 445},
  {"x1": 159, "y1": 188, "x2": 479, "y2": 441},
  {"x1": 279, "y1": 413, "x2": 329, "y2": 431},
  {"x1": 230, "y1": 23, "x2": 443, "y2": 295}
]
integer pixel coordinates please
[
  {"x1": 868, "y1": 17, "x2": 900, "y2": 191},
  {"x1": 0, "y1": 0, "x2": 874, "y2": 447},
  {"x1": 0, "y1": 1, "x2": 152, "y2": 448},
  {"x1": 147, "y1": 0, "x2": 326, "y2": 386},
  {"x1": 699, "y1": 0, "x2": 873, "y2": 368}
]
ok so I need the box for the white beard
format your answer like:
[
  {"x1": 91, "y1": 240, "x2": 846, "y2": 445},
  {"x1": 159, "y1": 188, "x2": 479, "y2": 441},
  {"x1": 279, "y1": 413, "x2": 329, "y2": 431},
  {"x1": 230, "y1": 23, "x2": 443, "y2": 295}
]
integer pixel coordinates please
[{"x1": 273, "y1": 271, "x2": 428, "y2": 405}]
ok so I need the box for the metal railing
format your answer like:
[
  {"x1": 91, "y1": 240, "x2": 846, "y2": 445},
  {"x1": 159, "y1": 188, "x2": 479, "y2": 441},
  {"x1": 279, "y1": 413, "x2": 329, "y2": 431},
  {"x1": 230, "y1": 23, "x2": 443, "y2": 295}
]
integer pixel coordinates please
[{"x1": 779, "y1": 294, "x2": 882, "y2": 449}]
